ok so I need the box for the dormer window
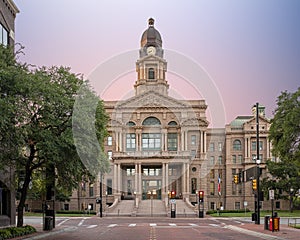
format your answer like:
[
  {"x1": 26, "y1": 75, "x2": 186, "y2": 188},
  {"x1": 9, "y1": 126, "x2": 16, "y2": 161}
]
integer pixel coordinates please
[{"x1": 148, "y1": 68, "x2": 155, "y2": 79}]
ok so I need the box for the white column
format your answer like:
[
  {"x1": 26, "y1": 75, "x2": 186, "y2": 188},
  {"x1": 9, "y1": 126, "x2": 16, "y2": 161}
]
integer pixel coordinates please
[
  {"x1": 185, "y1": 131, "x2": 188, "y2": 151},
  {"x1": 119, "y1": 132, "x2": 122, "y2": 152},
  {"x1": 200, "y1": 130, "x2": 203, "y2": 153},
  {"x1": 118, "y1": 164, "x2": 121, "y2": 193},
  {"x1": 115, "y1": 131, "x2": 119, "y2": 151},
  {"x1": 203, "y1": 131, "x2": 207, "y2": 153},
  {"x1": 183, "y1": 163, "x2": 186, "y2": 193},
  {"x1": 186, "y1": 163, "x2": 190, "y2": 194},
  {"x1": 138, "y1": 163, "x2": 142, "y2": 194},
  {"x1": 181, "y1": 131, "x2": 184, "y2": 151},
  {"x1": 114, "y1": 164, "x2": 117, "y2": 194},
  {"x1": 135, "y1": 163, "x2": 138, "y2": 193},
  {"x1": 162, "y1": 163, "x2": 166, "y2": 193},
  {"x1": 166, "y1": 163, "x2": 169, "y2": 192}
]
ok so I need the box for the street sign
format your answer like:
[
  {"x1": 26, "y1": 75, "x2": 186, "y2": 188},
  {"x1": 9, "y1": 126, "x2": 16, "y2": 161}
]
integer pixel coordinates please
[
  {"x1": 244, "y1": 201, "x2": 248, "y2": 207},
  {"x1": 269, "y1": 190, "x2": 275, "y2": 200},
  {"x1": 170, "y1": 199, "x2": 176, "y2": 204}
]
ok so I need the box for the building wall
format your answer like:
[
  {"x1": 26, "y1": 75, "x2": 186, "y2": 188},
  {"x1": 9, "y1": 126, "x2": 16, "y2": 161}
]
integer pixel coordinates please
[{"x1": 0, "y1": 0, "x2": 19, "y2": 227}]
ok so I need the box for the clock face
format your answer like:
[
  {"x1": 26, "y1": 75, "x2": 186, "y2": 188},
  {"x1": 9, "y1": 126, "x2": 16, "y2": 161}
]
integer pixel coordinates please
[{"x1": 147, "y1": 46, "x2": 156, "y2": 55}]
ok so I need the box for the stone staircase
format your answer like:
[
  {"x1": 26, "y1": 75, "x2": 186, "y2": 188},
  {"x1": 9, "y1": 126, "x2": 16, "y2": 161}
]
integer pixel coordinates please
[
  {"x1": 136, "y1": 199, "x2": 167, "y2": 217},
  {"x1": 105, "y1": 199, "x2": 197, "y2": 218}
]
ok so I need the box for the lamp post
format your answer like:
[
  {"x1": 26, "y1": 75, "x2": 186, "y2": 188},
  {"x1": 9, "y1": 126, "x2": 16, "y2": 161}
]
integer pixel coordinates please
[
  {"x1": 99, "y1": 172, "x2": 103, "y2": 218},
  {"x1": 255, "y1": 102, "x2": 260, "y2": 225}
]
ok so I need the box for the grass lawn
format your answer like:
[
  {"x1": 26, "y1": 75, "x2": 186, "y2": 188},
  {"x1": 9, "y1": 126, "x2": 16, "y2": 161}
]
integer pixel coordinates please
[{"x1": 209, "y1": 210, "x2": 300, "y2": 218}]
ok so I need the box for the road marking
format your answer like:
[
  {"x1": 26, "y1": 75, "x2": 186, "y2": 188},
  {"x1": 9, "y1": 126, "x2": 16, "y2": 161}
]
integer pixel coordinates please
[
  {"x1": 87, "y1": 225, "x2": 97, "y2": 229},
  {"x1": 129, "y1": 224, "x2": 136, "y2": 227},
  {"x1": 189, "y1": 223, "x2": 198, "y2": 227},
  {"x1": 78, "y1": 219, "x2": 85, "y2": 226},
  {"x1": 150, "y1": 223, "x2": 157, "y2": 227},
  {"x1": 57, "y1": 218, "x2": 70, "y2": 226},
  {"x1": 108, "y1": 224, "x2": 118, "y2": 228},
  {"x1": 169, "y1": 223, "x2": 177, "y2": 227},
  {"x1": 209, "y1": 224, "x2": 220, "y2": 228}
]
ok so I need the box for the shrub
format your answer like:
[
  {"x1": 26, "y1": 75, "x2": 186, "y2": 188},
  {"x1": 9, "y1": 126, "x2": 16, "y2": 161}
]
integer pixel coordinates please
[{"x1": 0, "y1": 225, "x2": 36, "y2": 239}]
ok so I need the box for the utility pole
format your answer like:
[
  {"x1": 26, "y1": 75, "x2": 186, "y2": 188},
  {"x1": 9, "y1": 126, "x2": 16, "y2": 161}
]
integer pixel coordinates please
[
  {"x1": 100, "y1": 172, "x2": 103, "y2": 218},
  {"x1": 256, "y1": 102, "x2": 260, "y2": 225}
]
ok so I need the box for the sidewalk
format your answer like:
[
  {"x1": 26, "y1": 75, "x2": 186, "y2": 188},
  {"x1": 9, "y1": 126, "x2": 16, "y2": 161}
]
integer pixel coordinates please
[{"x1": 237, "y1": 223, "x2": 299, "y2": 240}]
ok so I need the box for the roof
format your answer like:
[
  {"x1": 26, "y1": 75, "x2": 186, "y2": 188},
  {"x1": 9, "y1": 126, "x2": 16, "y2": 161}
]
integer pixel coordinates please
[{"x1": 230, "y1": 116, "x2": 253, "y2": 127}]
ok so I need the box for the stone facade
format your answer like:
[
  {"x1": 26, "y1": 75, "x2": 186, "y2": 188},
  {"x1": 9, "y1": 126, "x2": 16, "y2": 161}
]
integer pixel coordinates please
[{"x1": 0, "y1": 0, "x2": 19, "y2": 226}]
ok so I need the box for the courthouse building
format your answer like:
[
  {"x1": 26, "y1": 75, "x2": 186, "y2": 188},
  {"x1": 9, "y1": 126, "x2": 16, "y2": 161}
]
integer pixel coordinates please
[{"x1": 66, "y1": 18, "x2": 289, "y2": 214}]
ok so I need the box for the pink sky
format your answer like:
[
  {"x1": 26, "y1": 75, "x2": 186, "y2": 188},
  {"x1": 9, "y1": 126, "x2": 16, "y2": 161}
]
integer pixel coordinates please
[{"x1": 14, "y1": 0, "x2": 300, "y2": 124}]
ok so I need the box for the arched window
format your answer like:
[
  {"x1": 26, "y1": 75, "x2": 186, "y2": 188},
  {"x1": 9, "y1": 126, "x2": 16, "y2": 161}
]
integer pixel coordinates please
[
  {"x1": 142, "y1": 117, "x2": 161, "y2": 126},
  {"x1": 126, "y1": 121, "x2": 136, "y2": 126},
  {"x1": 148, "y1": 68, "x2": 155, "y2": 79},
  {"x1": 168, "y1": 121, "x2": 178, "y2": 126},
  {"x1": 233, "y1": 139, "x2": 242, "y2": 151}
]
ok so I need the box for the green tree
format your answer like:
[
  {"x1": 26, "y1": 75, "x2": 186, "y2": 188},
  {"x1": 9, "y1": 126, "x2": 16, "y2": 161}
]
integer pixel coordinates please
[
  {"x1": 267, "y1": 88, "x2": 300, "y2": 212},
  {"x1": 0, "y1": 45, "x2": 109, "y2": 226}
]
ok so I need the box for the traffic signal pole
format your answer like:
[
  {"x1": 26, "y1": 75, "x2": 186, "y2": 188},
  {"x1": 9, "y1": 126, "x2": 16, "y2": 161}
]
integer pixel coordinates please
[{"x1": 256, "y1": 102, "x2": 260, "y2": 225}]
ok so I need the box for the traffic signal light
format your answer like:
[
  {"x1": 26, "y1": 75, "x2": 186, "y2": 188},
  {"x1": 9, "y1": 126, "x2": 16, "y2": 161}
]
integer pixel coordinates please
[
  {"x1": 252, "y1": 179, "x2": 257, "y2": 190},
  {"x1": 233, "y1": 175, "x2": 239, "y2": 184},
  {"x1": 199, "y1": 191, "x2": 204, "y2": 202}
]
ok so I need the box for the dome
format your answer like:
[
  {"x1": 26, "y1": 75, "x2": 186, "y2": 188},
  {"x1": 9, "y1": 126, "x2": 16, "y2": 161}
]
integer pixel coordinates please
[{"x1": 140, "y1": 18, "x2": 162, "y2": 48}]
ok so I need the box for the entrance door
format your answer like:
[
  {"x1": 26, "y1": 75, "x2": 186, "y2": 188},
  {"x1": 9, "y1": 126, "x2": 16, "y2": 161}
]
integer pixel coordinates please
[{"x1": 142, "y1": 180, "x2": 162, "y2": 200}]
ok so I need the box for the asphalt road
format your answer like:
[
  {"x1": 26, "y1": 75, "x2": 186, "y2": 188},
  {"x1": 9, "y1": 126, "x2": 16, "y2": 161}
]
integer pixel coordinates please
[{"x1": 21, "y1": 216, "x2": 288, "y2": 240}]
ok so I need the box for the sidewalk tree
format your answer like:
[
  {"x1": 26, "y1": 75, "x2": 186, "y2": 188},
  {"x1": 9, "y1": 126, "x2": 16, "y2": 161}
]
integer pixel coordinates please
[
  {"x1": 267, "y1": 88, "x2": 300, "y2": 212},
  {"x1": 0, "y1": 45, "x2": 109, "y2": 226}
]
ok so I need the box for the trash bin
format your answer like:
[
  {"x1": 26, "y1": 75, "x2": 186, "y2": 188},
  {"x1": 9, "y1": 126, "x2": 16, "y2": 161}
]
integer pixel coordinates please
[
  {"x1": 44, "y1": 216, "x2": 53, "y2": 231},
  {"x1": 269, "y1": 217, "x2": 280, "y2": 231},
  {"x1": 264, "y1": 215, "x2": 270, "y2": 230},
  {"x1": 252, "y1": 213, "x2": 257, "y2": 221}
]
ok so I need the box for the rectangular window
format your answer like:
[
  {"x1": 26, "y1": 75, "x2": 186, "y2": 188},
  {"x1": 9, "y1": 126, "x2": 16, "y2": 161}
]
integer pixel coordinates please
[
  {"x1": 89, "y1": 184, "x2": 94, "y2": 197},
  {"x1": 210, "y1": 156, "x2": 215, "y2": 165},
  {"x1": 167, "y1": 133, "x2": 177, "y2": 151},
  {"x1": 232, "y1": 155, "x2": 236, "y2": 163},
  {"x1": 275, "y1": 201, "x2": 280, "y2": 209},
  {"x1": 252, "y1": 141, "x2": 263, "y2": 151},
  {"x1": 108, "y1": 151, "x2": 112, "y2": 160},
  {"x1": 127, "y1": 180, "x2": 132, "y2": 195},
  {"x1": 142, "y1": 133, "x2": 161, "y2": 150},
  {"x1": 218, "y1": 156, "x2": 222, "y2": 165},
  {"x1": 210, "y1": 181, "x2": 215, "y2": 195},
  {"x1": 64, "y1": 204, "x2": 69, "y2": 211},
  {"x1": 235, "y1": 202, "x2": 241, "y2": 210},
  {"x1": 107, "y1": 136, "x2": 113, "y2": 146},
  {"x1": 106, "y1": 179, "x2": 112, "y2": 195},
  {"x1": 238, "y1": 155, "x2": 243, "y2": 163},
  {"x1": 126, "y1": 134, "x2": 136, "y2": 150},
  {"x1": 126, "y1": 168, "x2": 135, "y2": 176},
  {"x1": 209, "y1": 143, "x2": 215, "y2": 152},
  {"x1": 0, "y1": 24, "x2": 8, "y2": 46},
  {"x1": 191, "y1": 178, "x2": 197, "y2": 194},
  {"x1": 218, "y1": 142, "x2": 222, "y2": 151},
  {"x1": 210, "y1": 169, "x2": 215, "y2": 179},
  {"x1": 191, "y1": 135, "x2": 196, "y2": 146},
  {"x1": 210, "y1": 202, "x2": 215, "y2": 210}
]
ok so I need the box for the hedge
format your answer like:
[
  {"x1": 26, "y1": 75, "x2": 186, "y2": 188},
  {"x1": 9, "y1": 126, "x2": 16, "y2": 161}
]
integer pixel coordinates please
[
  {"x1": 0, "y1": 225, "x2": 36, "y2": 240},
  {"x1": 206, "y1": 209, "x2": 250, "y2": 215}
]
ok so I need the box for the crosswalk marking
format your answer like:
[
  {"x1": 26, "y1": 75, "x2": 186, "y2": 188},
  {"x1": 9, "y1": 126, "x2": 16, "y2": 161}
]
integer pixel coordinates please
[
  {"x1": 150, "y1": 223, "x2": 157, "y2": 227},
  {"x1": 189, "y1": 223, "x2": 198, "y2": 227},
  {"x1": 129, "y1": 224, "x2": 136, "y2": 227},
  {"x1": 108, "y1": 224, "x2": 118, "y2": 228},
  {"x1": 87, "y1": 225, "x2": 97, "y2": 229},
  {"x1": 169, "y1": 223, "x2": 176, "y2": 227}
]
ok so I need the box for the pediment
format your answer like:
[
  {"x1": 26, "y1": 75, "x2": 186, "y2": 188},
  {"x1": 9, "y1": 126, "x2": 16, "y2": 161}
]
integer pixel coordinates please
[
  {"x1": 244, "y1": 116, "x2": 270, "y2": 125},
  {"x1": 115, "y1": 91, "x2": 189, "y2": 110}
]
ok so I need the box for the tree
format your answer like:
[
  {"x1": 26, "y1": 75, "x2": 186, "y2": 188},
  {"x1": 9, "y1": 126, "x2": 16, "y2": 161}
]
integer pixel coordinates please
[
  {"x1": 0, "y1": 45, "x2": 109, "y2": 226},
  {"x1": 267, "y1": 88, "x2": 300, "y2": 212}
]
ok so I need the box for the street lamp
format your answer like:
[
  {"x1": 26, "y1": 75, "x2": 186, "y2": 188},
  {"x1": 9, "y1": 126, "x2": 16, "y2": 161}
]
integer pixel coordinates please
[{"x1": 255, "y1": 102, "x2": 260, "y2": 225}]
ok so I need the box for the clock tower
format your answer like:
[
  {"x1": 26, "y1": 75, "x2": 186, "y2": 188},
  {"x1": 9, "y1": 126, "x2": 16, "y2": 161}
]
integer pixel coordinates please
[{"x1": 135, "y1": 18, "x2": 169, "y2": 96}]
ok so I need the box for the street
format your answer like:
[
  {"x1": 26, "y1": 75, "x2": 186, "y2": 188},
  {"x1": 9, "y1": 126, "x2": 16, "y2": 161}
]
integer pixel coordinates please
[{"x1": 21, "y1": 216, "x2": 294, "y2": 240}]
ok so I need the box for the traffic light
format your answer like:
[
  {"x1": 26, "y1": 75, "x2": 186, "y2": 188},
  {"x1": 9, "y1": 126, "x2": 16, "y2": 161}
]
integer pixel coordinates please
[
  {"x1": 252, "y1": 179, "x2": 257, "y2": 190},
  {"x1": 199, "y1": 191, "x2": 204, "y2": 202},
  {"x1": 233, "y1": 175, "x2": 239, "y2": 184},
  {"x1": 171, "y1": 191, "x2": 176, "y2": 199}
]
